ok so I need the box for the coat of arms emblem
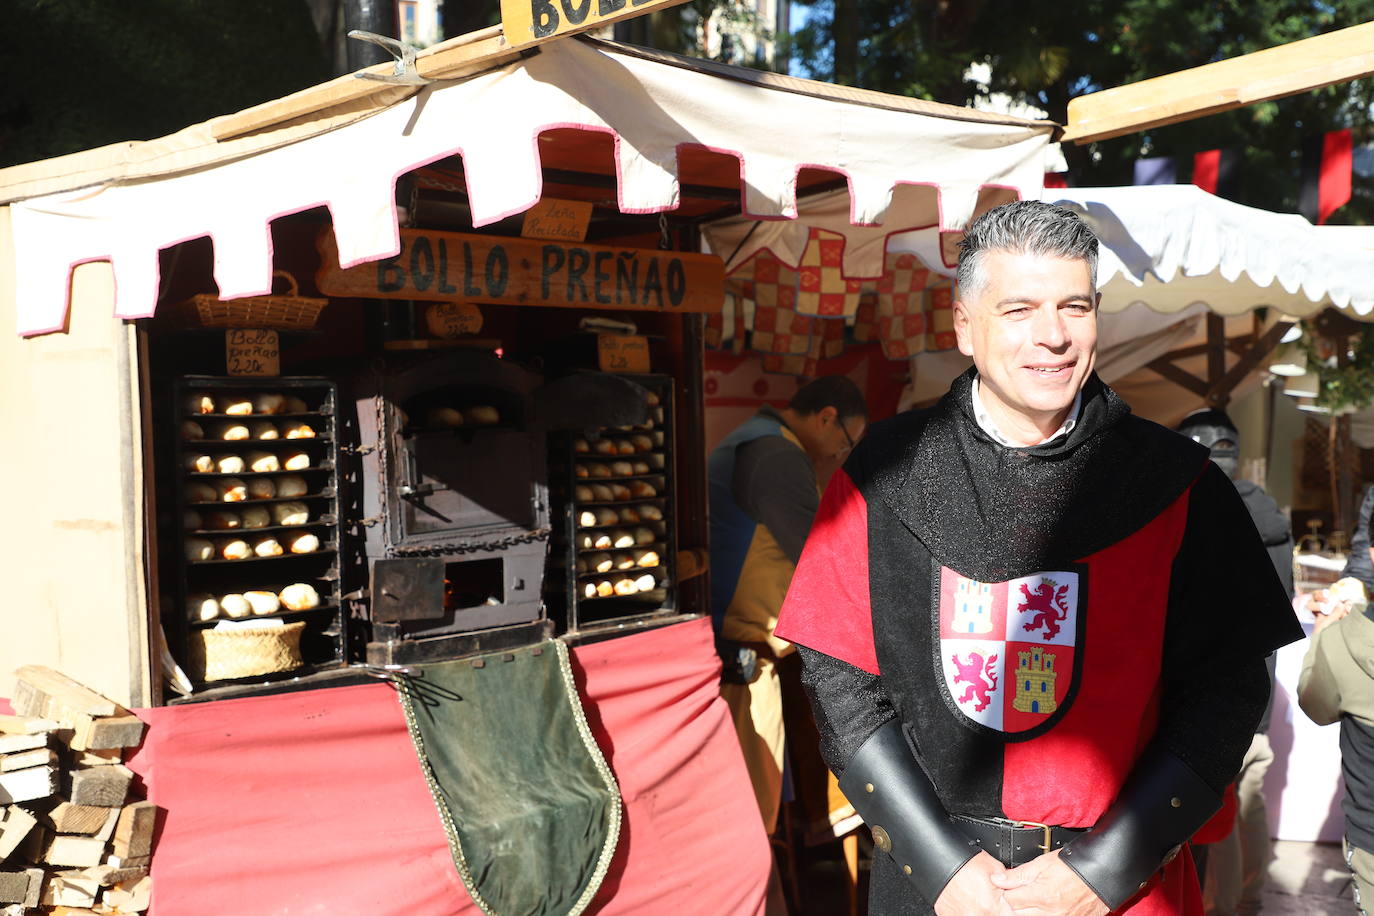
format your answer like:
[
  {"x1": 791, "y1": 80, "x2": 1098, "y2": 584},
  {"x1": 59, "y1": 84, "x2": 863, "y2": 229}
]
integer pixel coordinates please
[{"x1": 936, "y1": 565, "x2": 1084, "y2": 736}]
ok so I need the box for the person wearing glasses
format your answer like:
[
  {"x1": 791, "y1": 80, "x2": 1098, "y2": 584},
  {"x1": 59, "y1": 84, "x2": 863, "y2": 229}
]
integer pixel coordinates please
[
  {"x1": 709, "y1": 374, "x2": 868, "y2": 853},
  {"x1": 774, "y1": 201, "x2": 1301, "y2": 915}
]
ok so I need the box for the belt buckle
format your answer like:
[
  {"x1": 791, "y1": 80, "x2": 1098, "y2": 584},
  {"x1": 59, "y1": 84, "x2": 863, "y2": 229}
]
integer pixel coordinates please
[{"x1": 1014, "y1": 819, "x2": 1053, "y2": 855}]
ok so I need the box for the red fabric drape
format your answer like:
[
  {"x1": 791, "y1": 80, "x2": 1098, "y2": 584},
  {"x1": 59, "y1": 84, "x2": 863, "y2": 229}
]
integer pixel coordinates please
[
  {"x1": 1192, "y1": 150, "x2": 1220, "y2": 195},
  {"x1": 121, "y1": 617, "x2": 767, "y2": 915},
  {"x1": 1320, "y1": 128, "x2": 1353, "y2": 225}
]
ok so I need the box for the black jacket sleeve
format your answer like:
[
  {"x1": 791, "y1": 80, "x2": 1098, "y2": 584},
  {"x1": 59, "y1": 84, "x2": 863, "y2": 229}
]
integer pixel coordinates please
[
  {"x1": 795, "y1": 645, "x2": 897, "y2": 775},
  {"x1": 1342, "y1": 484, "x2": 1374, "y2": 590}
]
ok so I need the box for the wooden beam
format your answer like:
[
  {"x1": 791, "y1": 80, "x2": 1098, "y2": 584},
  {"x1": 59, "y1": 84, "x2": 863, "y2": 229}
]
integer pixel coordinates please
[
  {"x1": 1206, "y1": 314, "x2": 1227, "y2": 387},
  {"x1": 1063, "y1": 21, "x2": 1374, "y2": 143},
  {"x1": 1145, "y1": 359, "x2": 1210, "y2": 398},
  {"x1": 1205, "y1": 320, "x2": 1294, "y2": 408}
]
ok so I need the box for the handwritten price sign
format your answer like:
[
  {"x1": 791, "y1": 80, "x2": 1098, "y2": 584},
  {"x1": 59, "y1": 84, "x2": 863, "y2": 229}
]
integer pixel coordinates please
[
  {"x1": 597, "y1": 334, "x2": 650, "y2": 373},
  {"x1": 225, "y1": 329, "x2": 280, "y2": 377}
]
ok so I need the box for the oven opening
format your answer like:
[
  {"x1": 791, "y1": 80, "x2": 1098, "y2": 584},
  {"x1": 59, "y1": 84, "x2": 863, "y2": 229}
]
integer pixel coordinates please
[{"x1": 444, "y1": 558, "x2": 505, "y2": 610}]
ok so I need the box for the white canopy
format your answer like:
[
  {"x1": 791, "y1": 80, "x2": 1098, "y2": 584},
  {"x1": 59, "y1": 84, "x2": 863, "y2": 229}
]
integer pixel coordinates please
[{"x1": 0, "y1": 37, "x2": 1053, "y2": 336}]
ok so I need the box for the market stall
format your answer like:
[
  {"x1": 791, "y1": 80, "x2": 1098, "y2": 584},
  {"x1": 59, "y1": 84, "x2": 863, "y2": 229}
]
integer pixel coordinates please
[{"x1": 0, "y1": 29, "x2": 1054, "y2": 914}]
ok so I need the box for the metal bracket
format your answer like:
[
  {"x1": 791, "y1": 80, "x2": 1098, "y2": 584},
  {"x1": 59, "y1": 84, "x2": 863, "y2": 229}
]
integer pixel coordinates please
[{"x1": 348, "y1": 30, "x2": 432, "y2": 86}]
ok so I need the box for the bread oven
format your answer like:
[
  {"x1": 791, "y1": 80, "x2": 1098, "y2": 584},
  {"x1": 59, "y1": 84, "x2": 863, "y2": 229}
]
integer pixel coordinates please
[{"x1": 354, "y1": 352, "x2": 551, "y2": 664}]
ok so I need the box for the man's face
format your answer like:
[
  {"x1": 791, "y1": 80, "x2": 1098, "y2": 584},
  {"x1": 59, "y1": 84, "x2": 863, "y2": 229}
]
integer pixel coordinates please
[
  {"x1": 811, "y1": 407, "x2": 866, "y2": 462},
  {"x1": 953, "y1": 249, "x2": 1099, "y2": 440}
]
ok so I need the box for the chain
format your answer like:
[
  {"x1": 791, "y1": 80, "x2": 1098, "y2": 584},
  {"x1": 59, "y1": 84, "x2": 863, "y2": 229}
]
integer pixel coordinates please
[
  {"x1": 392, "y1": 527, "x2": 551, "y2": 557},
  {"x1": 658, "y1": 213, "x2": 671, "y2": 250}
]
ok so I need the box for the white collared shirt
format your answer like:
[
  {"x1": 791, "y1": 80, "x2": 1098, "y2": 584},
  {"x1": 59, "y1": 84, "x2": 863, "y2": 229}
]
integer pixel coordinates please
[{"x1": 971, "y1": 377, "x2": 1082, "y2": 448}]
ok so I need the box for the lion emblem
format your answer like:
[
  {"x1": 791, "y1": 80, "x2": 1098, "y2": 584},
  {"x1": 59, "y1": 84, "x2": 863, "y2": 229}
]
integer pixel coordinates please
[
  {"x1": 1018, "y1": 580, "x2": 1071, "y2": 640},
  {"x1": 950, "y1": 652, "x2": 999, "y2": 712}
]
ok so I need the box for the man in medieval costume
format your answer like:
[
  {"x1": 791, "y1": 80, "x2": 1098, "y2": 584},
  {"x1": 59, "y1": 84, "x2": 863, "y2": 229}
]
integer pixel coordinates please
[{"x1": 774, "y1": 201, "x2": 1301, "y2": 915}]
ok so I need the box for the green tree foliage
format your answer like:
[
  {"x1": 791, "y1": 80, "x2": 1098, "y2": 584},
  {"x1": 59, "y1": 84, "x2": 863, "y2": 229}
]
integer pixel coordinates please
[
  {"x1": 1, "y1": 0, "x2": 330, "y2": 169},
  {"x1": 791, "y1": 0, "x2": 1374, "y2": 221}
]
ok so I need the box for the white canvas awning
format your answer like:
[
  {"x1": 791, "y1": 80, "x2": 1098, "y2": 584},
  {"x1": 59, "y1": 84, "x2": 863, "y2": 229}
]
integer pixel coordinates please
[{"x1": 0, "y1": 36, "x2": 1054, "y2": 336}]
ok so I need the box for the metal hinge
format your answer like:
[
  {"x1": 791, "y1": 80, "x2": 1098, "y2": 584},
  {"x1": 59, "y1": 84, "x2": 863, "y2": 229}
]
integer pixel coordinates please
[
  {"x1": 341, "y1": 443, "x2": 377, "y2": 456},
  {"x1": 357, "y1": 515, "x2": 384, "y2": 528}
]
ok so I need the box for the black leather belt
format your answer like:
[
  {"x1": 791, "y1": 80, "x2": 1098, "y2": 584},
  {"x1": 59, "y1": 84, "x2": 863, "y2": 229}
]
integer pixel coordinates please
[{"x1": 951, "y1": 814, "x2": 1087, "y2": 868}]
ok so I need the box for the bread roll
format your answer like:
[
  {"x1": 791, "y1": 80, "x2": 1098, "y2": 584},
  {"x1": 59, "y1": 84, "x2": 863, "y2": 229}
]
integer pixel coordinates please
[
  {"x1": 629, "y1": 480, "x2": 657, "y2": 499},
  {"x1": 613, "y1": 577, "x2": 639, "y2": 596},
  {"x1": 253, "y1": 537, "x2": 284, "y2": 557},
  {"x1": 631, "y1": 461, "x2": 651, "y2": 476},
  {"x1": 216, "y1": 478, "x2": 247, "y2": 502},
  {"x1": 240, "y1": 506, "x2": 271, "y2": 529},
  {"x1": 593, "y1": 438, "x2": 617, "y2": 455},
  {"x1": 184, "y1": 392, "x2": 216, "y2": 415},
  {"x1": 181, "y1": 421, "x2": 205, "y2": 440},
  {"x1": 578, "y1": 510, "x2": 598, "y2": 528},
  {"x1": 188, "y1": 594, "x2": 220, "y2": 622},
  {"x1": 253, "y1": 393, "x2": 285, "y2": 415},
  {"x1": 218, "y1": 423, "x2": 251, "y2": 441},
  {"x1": 284, "y1": 423, "x2": 316, "y2": 439},
  {"x1": 244, "y1": 591, "x2": 281, "y2": 615},
  {"x1": 184, "y1": 454, "x2": 215, "y2": 473},
  {"x1": 203, "y1": 510, "x2": 241, "y2": 531},
  {"x1": 467, "y1": 405, "x2": 500, "y2": 425},
  {"x1": 427, "y1": 407, "x2": 464, "y2": 428},
  {"x1": 583, "y1": 582, "x2": 600, "y2": 600},
  {"x1": 614, "y1": 552, "x2": 637, "y2": 571},
  {"x1": 183, "y1": 510, "x2": 202, "y2": 531},
  {"x1": 220, "y1": 539, "x2": 251, "y2": 560},
  {"x1": 637, "y1": 504, "x2": 663, "y2": 522},
  {"x1": 609, "y1": 461, "x2": 634, "y2": 477},
  {"x1": 630, "y1": 435, "x2": 654, "y2": 453},
  {"x1": 611, "y1": 484, "x2": 632, "y2": 501},
  {"x1": 590, "y1": 484, "x2": 614, "y2": 502},
  {"x1": 218, "y1": 396, "x2": 253, "y2": 416},
  {"x1": 618, "y1": 507, "x2": 640, "y2": 524},
  {"x1": 282, "y1": 395, "x2": 309, "y2": 414},
  {"x1": 610, "y1": 529, "x2": 635, "y2": 549},
  {"x1": 595, "y1": 508, "x2": 619, "y2": 527},
  {"x1": 633, "y1": 549, "x2": 660, "y2": 568},
  {"x1": 185, "y1": 482, "x2": 217, "y2": 503},
  {"x1": 246, "y1": 478, "x2": 277, "y2": 500},
  {"x1": 632, "y1": 572, "x2": 657, "y2": 592},
  {"x1": 246, "y1": 451, "x2": 280, "y2": 473},
  {"x1": 573, "y1": 437, "x2": 591, "y2": 454},
  {"x1": 574, "y1": 485, "x2": 593, "y2": 502},
  {"x1": 575, "y1": 465, "x2": 590, "y2": 479},
  {"x1": 275, "y1": 475, "x2": 307, "y2": 498},
  {"x1": 633, "y1": 526, "x2": 657, "y2": 546},
  {"x1": 283, "y1": 452, "x2": 311, "y2": 471},
  {"x1": 595, "y1": 580, "x2": 615, "y2": 598},
  {"x1": 288, "y1": 532, "x2": 320, "y2": 554},
  {"x1": 644, "y1": 391, "x2": 661, "y2": 407},
  {"x1": 220, "y1": 594, "x2": 252, "y2": 618},
  {"x1": 250, "y1": 422, "x2": 279, "y2": 440},
  {"x1": 578, "y1": 534, "x2": 596, "y2": 550},
  {"x1": 279, "y1": 583, "x2": 320, "y2": 610},
  {"x1": 590, "y1": 552, "x2": 614, "y2": 574},
  {"x1": 184, "y1": 538, "x2": 214, "y2": 561},
  {"x1": 272, "y1": 501, "x2": 310, "y2": 526},
  {"x1": 586, "y1": 463, "x2": 611, "y2": 478},
  {"x1": 616, "y1": 439, "x2": 637, "y2": 455},
  {"x1": 216, "y1": 454, "x2": 246, "y2": 475}
]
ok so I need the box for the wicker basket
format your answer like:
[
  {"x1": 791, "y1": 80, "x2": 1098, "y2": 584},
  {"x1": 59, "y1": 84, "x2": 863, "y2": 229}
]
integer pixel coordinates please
[
  {"x1": 189, "y1": 621, "x2": 306, "y2": 682},
  {"x1": 187, "y1": 271, "x2": 326, "y2": 330}
]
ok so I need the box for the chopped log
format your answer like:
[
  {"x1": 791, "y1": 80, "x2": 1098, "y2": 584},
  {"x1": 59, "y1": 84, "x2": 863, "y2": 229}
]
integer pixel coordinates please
[
  {"x1": 70, "y1": 715, "x2": 144, "y2": 753},
  {"x1": 0, "y1": 716, "x2": 60, "y2": 736},
  {"x1": 0, "y1": 867, "x2": 43, "y2": 907},
  {"x1": 80, "y1": 864, "x2": 147, "y2": 887},
  {"x1": 72, "y1": 749, "x2": 122, "y2": 768},
  {"x1": 43, "y1": 835, "x2": 107, "y2": 868},
  {"x1": 47, "y1": 802, "x2": 116, "y2": 836},
  {"x1": 101, "y1": 853, "x2": 149, "y2": 869},
  {"x1": 0, "y1": 807, "x2": 36, "y2": 863},
  {"x1": 41, "y1": 870, "x2": 100, "y2": 908},
  {"x1": 65, "y1": 766, "x2": 131, "y2": 808},
  {"x1": 0, "y1": 748, "x2": 56, "y2": 773},
  {"x1": 0, "y1": 766, "x2": 56, "y2": 805},
  {"x1": 103, "y1": 874, "x2": 151, "y2": 912},
  {"x1": 12, "y1": 667, "x2": 122, "y2": 723},
  {"x1": 0, "y1": 733, "x2": 49, "y2": 756},
  {"x1": 112, "y1": 803, "x2": 155, "y2": 859}
]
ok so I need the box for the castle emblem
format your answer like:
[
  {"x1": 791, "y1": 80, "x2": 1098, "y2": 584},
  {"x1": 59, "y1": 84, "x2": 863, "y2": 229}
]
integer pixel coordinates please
[
  {"x1": 1012, "y1": 649, "x2": 1058, "y2": 715},
  {"x1": 952, "y1": 577, "x2": 994, "y2": 634}
]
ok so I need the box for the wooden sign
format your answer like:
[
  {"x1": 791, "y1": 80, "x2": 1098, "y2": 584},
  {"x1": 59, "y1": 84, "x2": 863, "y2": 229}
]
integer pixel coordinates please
[
  {"x1": 521, "y1": 198, "x2": 593, "y2": 242},
  {"x1": 424, "y1": 302, "x2": 485, "y2": 338},
  {"x1": 317, "y1": 229, "x2": 724, "y2": 314},
  {"x1": 225, "y1": 329, "x2": 280, "y2": 377},
  {"x1": 502, "y1": 0, "x2": 690, "y2": 49},
  {"x1": 597, "y1": 334, "x2": 651, "y2": 373}
]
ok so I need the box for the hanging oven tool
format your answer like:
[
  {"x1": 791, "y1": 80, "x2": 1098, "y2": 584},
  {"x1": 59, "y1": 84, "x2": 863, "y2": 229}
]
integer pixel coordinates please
[{"x1": 348, "y1": 30, "x2": 433, "y2": 86}]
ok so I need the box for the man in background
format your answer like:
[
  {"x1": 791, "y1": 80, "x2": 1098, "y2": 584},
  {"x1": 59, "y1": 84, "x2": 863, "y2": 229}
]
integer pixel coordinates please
[
  {"x1": 1177, "y1": 409, "x2": 1293, "y2": 916},
  {"x1": 708, "y1": 375, "x2": 868, "y2": 837}
]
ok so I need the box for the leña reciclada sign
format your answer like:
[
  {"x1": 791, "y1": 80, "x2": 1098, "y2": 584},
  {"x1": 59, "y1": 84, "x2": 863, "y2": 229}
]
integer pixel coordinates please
[
  {"x1": 501, "y1": 0, "x2": 691, "y2": 49},
  {"x1": 316, "y1": 229, "x2": 723, "y2": 314}
]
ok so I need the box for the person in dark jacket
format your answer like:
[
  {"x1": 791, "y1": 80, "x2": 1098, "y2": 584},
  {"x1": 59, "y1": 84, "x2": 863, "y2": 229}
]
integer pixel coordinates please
[{"x1": 1176, "y1": 409, "x2": 1294, "y2": 915}]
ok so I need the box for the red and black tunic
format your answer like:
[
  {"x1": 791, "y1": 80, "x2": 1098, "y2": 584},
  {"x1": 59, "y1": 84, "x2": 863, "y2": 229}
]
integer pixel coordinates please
[{"x1": 775, "y1": 371, "x2": 1302, "y2": 915}]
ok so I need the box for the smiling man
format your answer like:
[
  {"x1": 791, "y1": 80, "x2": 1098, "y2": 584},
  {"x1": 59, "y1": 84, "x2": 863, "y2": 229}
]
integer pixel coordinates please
[{"x1": 774, "y1": 201, "x2": 1301, "y2": 915}]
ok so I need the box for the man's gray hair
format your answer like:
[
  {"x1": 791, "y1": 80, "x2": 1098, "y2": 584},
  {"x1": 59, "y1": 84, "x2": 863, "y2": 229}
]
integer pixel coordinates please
[{"x1": 955, "y1": 200, "x2": 1099, "y2": 298}]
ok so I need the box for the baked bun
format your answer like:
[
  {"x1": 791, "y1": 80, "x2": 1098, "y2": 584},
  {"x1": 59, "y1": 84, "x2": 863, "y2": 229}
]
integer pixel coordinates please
[
  {"x1": 184, "y1": 538, "x2": 214, "y2": 562},
  {"x1": 220, "y1": 539, "x2": 251, "y2": 560},
  {"x1": 250, "y1": 422, "x2": 279, "y2": 440},
  {"x1": 283, "y1": 423, "x2": 316, "y2": 439},
  {"x1": 633, "y1": 526, "x2": 657, "y2": 546},
  {"x1": 253, "y1": 393, "x2": 285, "y2": 415},
  {"x1": 613, "y1": 577, "x2": 639, "y2": 596},
  {"x1": 244, "y1": 591, "x2": 281, "y2": 615},
  {"x1": 586, "y1": 463, "x2": 611, "y2": 478},
  {"x1": 589, "y1": 552, "x2": 614, "y2": 574},
  {"x1": 595, "y1": 580, "x2": 615, "y2": 598},
  {"x1": 645, "y1": 391, "x2": 661, "y2": 407},
  {"x1": 609, "y1": 461, "x2": 634, "y2": 477},
  {"x1": 216, "y1": 454, "x2": 246, "y2": 475},
  {"x1": 181, "y1": 421, "x2": 205, "y2": 441},
  {"x1": 246, "y1": 478, "x2": 277, "y2": 500},
  {"x1": 611, "y1": 484, "x2": 632, "y2": 501},
  {"x1": 592, "y1": 532, "x2": 613, "y2": 550},
  {"x1": 203, "y1": 510, "x2": 241, "y2": 531},
  {"x1": 288, "y1": 532, "x2": 319, "y2": 554},
  {"x1": 615, "y1": 439, "x2": 636, "y2": 456},
  {"x1": 275, "y1": 475, "x2": 307, "y2": 498},
  {"x1": 184, "y1": 393, "x2": 216, "y2": 415},
  {"x1": 216, "y1": 478, "x2": 247, "y2": 502},
  {"x1": 578, "y1": 510, "x2": 598, "y2": 528},
  {"x1": 594, "y1": 439, "x2": 617, "y2": 455},
  {"x1": 632, "y1": 573, "x2": 657, "y2": 592},
  {"x1": 184, "y1": 454, "x2": 215, "y2": 473},
  {"x1": 574, "y1": 465, "x2": 589, "y2": 479},
  {"x1": 281, "y1": 452, "x2": 309, "y2": 471},
  {"x1": 467, "y1": 406, "x2": 500, "y2": 425},
  {"x1": 279, "y1": 583, "x2": 320, "y2": 611},
  {"x1": 574, "y1": 485, "x2": 593, "y2": 502},
  {"x1": 246, "y1": 451, "x2": 279, "y2": 473},
  {"x1": 629, "y1": 480, "x2": 657, "y2": 499},
  {"x1": 185, "y1": 482, "x2": 217, "y2": 503},
  {"x1": 253, "y1": 537, "x2": 284, "y2": 558},
  {"x1": 187, "y1": 594, "x2": 220, "y2": 622},
  {"x1": 240, "y1": 506, "x2": 271, "y2": 529},
  {"x1": 614, "y1": 553, "x2": 637, "y2": 571},
  {"x1": 610, "y1": 529, "x2": 635, "y2": 549},
  {"x1": 590, "y1": 484, "x2": 614, "y2": 502},
  {"x1": 427, "y1": 407, "x2": 464, "y2": 428},
  {"x1": 219, "y1": 594, "x2": 251, "y2": 618},
  {"x1": 595, "y1": 508, "x2": 619, "y2": 527},
  {"x1": 633, "y1": 549, "x2": 660, "y2": 568},
  {"x1": 578, "y1": 534, "x2": 596, "y2": 550},
  {"x1": 631, "y1": 461, "x2": 651, "y2": 475},
  {"x1": 282, "y1": 395, "x2": 309, "y2": 414},
  {"x1": 618, "y1": 507, "x2": 640, "y2": 524},
  {"x1": 183, "y1": 510, "x2": 202, "y2": 531},
  {"x1": 217, "y1": 423, "x2": 249, "y2": 441},
  {"x1": 272, "y1": 501, "x2": 310, "y2": 526},
  {"x1": 630, "y1": 435, "x2": 654, "y2": 453},
  {"x1": 637, "y1": 504, "x2": 663, "y2": 522},
  {"x1": 218, "y1": 396, "x2": 253, "y2": 416},
  {"x1": 573, "y1": 437, "x2": 590, "y2": 454}
]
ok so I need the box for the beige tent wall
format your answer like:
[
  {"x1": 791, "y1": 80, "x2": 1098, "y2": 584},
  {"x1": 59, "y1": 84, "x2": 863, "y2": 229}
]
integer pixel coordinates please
[{"x1": 0, "y1": 206, "x2": 151, "y2": 708}]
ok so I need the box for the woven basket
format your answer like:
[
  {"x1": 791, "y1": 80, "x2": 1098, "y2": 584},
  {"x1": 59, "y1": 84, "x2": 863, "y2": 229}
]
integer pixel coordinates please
[
  {"x1": 187, "y1": 271, "x2": 326, "y2": 330},
  {"x1": 189, "y1": 621, "x2": 306, "y2": 682}
]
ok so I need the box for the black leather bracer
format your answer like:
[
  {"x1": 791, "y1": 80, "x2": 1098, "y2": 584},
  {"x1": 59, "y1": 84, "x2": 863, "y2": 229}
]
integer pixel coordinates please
[
  {"x1": 1060, "y1": 744, "x2": 1222, "y2": 910},
  {"x1": 836, "y1": 719, "x2": 978, "y2": 906}
]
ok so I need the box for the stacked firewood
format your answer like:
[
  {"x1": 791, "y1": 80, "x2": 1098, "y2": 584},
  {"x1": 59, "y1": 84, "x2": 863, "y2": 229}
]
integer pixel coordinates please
[{"x1": 0, "y1": 667, "x2": 154, "y2": 914}]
